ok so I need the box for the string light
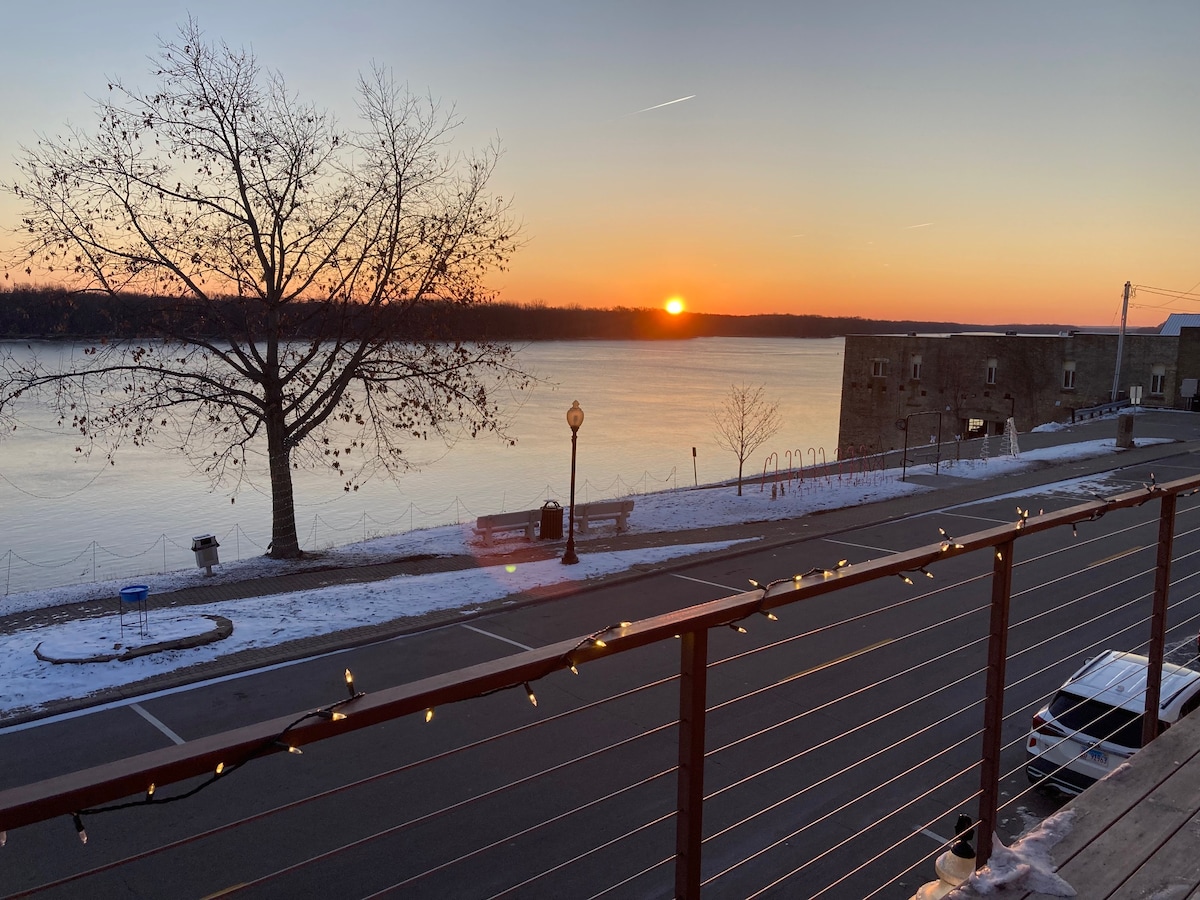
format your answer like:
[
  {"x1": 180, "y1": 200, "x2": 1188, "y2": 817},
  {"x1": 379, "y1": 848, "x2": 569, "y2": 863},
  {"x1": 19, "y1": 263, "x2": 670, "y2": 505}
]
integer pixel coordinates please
[
  {"x1": 759, "y1": 610, "x2": 779, "y2": 621},
  {"x1": 794, "y1": 559, "x2": 850, "y2": 581},
  {"x1": 524, "y1": 682, "x2": 538, "y2": 707},
  {"x1": 569, "y1": 663, "x2": 579, "y2": 675},
  {"x1": 938, "y1": 528, "x2": 964, "y2": 551},
  {"x1": 425, "y1": 708, "x2": 434, "y2": 723},
  {"x1": 995, "y1": 549, "x2": 1003, "y2": 561},
  {"x1": 897, "y1": 573, "x2": 914, "y2": 585},
  {"x1": 918, "y1": 567, "x2": 935, "y2": 579},
  {"x1": 72, "y1": 812, "x2": 87, "y2": 845},
  {"x1": 729, "y1": 623, "x2": 748, "y2": 634},
  {"x1": 1015, "y1": 506, "x2": 1030, "y2": 529},
  {"x1": 1, "y1": 831, "x2": 6, "y2": 847},
  {"x1": 67, "y1": 671, "x2": 364, "y2": 826}
]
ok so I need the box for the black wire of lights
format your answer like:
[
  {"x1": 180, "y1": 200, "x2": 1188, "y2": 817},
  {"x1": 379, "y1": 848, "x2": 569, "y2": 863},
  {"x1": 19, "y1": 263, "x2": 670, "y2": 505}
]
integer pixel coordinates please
[{"x1": 64, "y1": 670, "x2": 365, "y2": 843}]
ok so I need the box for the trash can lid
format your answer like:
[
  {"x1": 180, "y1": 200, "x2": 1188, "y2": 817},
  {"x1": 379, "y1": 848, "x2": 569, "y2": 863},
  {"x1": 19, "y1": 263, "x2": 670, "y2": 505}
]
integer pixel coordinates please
[{"x1": 542, "y1": 499, "x2": 562, "y2": 509}]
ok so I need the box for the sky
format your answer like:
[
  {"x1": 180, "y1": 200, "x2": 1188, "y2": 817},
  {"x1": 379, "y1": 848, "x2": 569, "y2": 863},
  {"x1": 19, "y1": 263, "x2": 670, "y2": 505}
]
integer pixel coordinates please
[
  {"x1": 2, "y1": 2, "x2": 1199, "y2": 327},
  {"x1": 0, "y1": 434, "x2": 1138, "y2": 718}
]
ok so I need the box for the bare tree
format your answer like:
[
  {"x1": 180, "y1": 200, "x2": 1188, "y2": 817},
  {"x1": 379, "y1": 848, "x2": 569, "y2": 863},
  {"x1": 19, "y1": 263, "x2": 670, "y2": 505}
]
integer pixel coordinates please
[
  {"x1": 1, "y1": 19, "x2": 527, "y2": 558},
  {"x1": 712, "y1": 382, "x2": 781, "y2": 495}
]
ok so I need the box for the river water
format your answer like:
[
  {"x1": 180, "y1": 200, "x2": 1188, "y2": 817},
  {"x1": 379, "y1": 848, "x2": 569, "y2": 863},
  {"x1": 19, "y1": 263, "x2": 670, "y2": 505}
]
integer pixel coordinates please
[{"x1": 0, "y1": 337, "x2": 844, "y2": 594}]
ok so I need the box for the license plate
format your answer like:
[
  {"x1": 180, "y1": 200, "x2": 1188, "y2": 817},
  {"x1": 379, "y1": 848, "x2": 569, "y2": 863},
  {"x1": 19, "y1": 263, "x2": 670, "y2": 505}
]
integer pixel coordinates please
[{"x1": 1087, "y1": 748, "x2": 1108, "y2": 766}]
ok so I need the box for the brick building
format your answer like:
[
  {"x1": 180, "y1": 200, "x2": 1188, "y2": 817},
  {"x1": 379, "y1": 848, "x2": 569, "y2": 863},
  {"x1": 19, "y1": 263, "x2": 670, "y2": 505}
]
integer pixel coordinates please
[{"x1": 836, "y1": 327, "x2": 1200, "y2": 452}]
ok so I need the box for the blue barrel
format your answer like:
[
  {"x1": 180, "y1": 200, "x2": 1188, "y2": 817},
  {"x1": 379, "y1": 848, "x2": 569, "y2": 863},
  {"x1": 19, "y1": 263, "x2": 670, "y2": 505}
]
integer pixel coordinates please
[{"x1": 120, "y1": 585, "x2": 149, "y2": 603}]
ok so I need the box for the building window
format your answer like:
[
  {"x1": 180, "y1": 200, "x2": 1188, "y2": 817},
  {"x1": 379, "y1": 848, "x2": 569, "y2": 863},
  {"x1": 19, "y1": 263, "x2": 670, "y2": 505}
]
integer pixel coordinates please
[
  {"x1": 871, "y1": 358, "x2": 888, "y2": 378},
  {"x1": 910, "y1": 354, "x2": 922, "y2": 381},
  {"x1": 986, "y1": 358, "x2": 997, "y2": 385},
  {"x1": 1151, "y1": 365, "x2": 1166, "y2": 396},
  {"x1": 1062, "y1": 361, "x2": 1076, "y2": 390}
]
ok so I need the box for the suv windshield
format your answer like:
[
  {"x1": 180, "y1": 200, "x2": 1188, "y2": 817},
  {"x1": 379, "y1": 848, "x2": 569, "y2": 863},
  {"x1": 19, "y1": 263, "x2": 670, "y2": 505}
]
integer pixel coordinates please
[{"x1": 1049, "y1": 691, "x2": 1145, "y2": 748}]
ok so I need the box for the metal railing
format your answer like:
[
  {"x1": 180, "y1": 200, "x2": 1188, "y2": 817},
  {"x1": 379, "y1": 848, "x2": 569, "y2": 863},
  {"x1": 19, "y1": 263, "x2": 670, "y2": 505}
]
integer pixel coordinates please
[{"x1": 2, "y1": 473, "x2": 1198, "y2": 898}]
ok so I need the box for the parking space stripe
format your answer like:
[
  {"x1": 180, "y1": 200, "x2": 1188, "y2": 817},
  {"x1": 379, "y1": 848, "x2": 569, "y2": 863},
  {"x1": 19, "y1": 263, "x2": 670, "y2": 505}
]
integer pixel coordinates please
[
  {"x1": 939, "y1": 511, "x2": 1012, "y2": 524},
  {"x1": 669, "y1": 573, "x2": 742, "y2": 592},
  {"x1": 459, "y1": 624, "x2": 536, "y2": 651},
  {"x1": 824, "y1": 538, "x2": 898, "y2": 554},
  {"x1": 129, "y1": 702, "x2": 186, "y2": 745}
]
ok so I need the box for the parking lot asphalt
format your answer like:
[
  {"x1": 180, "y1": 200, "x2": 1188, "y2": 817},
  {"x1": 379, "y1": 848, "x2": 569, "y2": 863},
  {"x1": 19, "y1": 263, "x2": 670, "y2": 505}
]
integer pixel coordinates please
[{"x1": 5, "y1": 410, "x2": 1198, "y2": 725}]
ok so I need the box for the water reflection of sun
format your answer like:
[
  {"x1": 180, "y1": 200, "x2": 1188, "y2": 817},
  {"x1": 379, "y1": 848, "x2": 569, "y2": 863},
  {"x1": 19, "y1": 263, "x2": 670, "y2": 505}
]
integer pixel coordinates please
[{"x1": 665, "y1": 297, "x2": 685, "y2": 315}]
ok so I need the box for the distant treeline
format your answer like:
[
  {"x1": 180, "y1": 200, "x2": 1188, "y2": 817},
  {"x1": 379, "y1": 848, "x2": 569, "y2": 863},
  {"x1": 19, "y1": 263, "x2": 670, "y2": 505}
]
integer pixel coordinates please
[{"x1": 0, "y1": 286, "x2": 1112, "y2": 341}]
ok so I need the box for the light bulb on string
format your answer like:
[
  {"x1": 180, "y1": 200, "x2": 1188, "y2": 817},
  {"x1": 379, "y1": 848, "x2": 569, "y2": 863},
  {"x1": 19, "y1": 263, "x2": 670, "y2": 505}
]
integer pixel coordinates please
[
  {"x1": 898, "y1": 573, "x2": 914, "y2": 585},
  {"x1": 938, "y1": 528, "x2": 964, "y2": 551},
  {"x1": 344, "y1": 668, "x2": 356, "y2": 698},
  {"x1": 72, "y1": 813, "x2": 87, "y2": 845},
  {"x1": 729, "y1": 623, "x2": 748, "y2": 634},
  {"x1": 759, "y1": 610, "x2": 779, "y2": 621},
  {"x1": 524, "y1": 682, "x2": 538, "y2": 707},
  {"x1": 425, "y1": 708, "x2": 434, "y2": 723}
]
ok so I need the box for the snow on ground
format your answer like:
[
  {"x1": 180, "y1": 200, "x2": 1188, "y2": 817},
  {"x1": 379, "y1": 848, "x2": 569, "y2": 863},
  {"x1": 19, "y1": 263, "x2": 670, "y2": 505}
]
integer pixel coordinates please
[
  {"x1": 0, "y1": 435, "x2": 1167, "y2": 718},
  {"x1": 951, "y1": 809, "x2": 1076, "y2": 896},
  {"x1": 1, "y1": 541, "x2": 749, "y2": 717}
]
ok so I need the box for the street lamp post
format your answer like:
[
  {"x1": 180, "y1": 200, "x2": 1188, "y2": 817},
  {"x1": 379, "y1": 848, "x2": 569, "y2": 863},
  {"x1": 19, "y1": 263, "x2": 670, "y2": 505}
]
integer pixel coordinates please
[{"x1": 563, "y1": 401, "x2": 584, "y2": 565}]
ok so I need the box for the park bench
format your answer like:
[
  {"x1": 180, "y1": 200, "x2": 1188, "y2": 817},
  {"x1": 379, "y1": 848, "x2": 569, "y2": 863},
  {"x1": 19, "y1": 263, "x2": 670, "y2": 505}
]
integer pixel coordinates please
[
  {"x1": 472, "y1": 509, "x2": 540, "y2": 547},
  {"x1": 574, "y1": 499, "x2": 635, "y2": 534}
]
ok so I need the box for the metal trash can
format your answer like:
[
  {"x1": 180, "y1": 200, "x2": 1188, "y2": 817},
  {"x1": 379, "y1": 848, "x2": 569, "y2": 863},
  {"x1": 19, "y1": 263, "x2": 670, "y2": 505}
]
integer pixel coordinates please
[
  {"x1": 539, "y1": 500, "x2": 564, "y2": 540},
  {"x1": 191, "y1": 534, "x2": 221, "y2": 575}
]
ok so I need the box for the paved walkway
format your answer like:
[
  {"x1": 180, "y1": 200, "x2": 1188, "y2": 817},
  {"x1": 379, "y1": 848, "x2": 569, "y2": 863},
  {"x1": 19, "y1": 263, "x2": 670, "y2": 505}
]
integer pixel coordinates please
[{"x1": 5, "y1": 410, "x2": 1199, "y2": 723}]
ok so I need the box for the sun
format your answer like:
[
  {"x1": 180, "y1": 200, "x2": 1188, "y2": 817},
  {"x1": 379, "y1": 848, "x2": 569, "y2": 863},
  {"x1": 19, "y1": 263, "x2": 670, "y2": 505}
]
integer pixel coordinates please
[{"x1": 665, "y1": 297, "x2": 685, "y2": 315}]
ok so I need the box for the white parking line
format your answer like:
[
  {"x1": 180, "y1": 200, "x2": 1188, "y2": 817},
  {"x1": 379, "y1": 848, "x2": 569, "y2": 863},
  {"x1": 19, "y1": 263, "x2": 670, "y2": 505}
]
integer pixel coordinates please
[
  {"x1": 669, "y1": 573, "x2": 742, "y2": 592},
  {"x1": 130, "y1": 702, "x2": 186, "y2": 745},
  {"x1": 459, "y1": 624, "x2": 536, "y2": 651},
  {"x1": 921, "y1": 828, "x2": 949, "y2": 844},
  {"x1": 939, "y1": 511, "x2": 1012, "y2": 525},
  {"x1": 824, "y1": 538, "x2": 896, "y2": 554}
]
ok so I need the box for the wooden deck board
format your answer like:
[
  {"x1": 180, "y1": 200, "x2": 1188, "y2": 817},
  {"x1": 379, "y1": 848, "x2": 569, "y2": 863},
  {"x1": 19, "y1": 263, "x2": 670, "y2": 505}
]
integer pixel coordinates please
[{"x1": 1017, "y1": 713, "x2": 1200, "y2": 899}]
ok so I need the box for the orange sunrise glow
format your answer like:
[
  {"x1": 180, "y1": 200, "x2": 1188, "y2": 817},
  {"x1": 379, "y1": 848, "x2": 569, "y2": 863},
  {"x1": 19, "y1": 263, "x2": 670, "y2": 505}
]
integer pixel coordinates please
[{"x1": 665, "y1": 298, "x2": 685, "y2": 315}]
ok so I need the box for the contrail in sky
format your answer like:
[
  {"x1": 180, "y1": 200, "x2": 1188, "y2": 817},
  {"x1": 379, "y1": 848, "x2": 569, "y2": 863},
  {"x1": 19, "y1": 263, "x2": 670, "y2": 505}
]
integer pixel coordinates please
[
  {"x1": 632, "y1": 95, "x2": 696, "y2": 114},
  {"x1": 906, "y1": 222, "x2": 934, "y2": 229}
]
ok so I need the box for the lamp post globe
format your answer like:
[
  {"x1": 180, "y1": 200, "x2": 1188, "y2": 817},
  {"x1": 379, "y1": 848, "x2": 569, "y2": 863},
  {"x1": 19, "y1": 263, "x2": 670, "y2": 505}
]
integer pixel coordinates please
[{"x1": 563, "y1": 401, "x2": 584, "y2": 564}]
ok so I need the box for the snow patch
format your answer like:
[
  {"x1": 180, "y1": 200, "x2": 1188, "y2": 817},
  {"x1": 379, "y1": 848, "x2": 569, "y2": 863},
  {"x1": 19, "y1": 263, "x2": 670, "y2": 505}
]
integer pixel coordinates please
[{"x1": 952, "y1": 809, "x2": 1076, "y2": 896}]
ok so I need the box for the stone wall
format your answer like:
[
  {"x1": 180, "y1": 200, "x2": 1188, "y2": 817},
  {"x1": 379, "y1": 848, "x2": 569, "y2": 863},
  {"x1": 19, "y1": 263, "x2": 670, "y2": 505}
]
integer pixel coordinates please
[{"x1": 837, "y1": 330, "x2": 1192, "y2": 452}]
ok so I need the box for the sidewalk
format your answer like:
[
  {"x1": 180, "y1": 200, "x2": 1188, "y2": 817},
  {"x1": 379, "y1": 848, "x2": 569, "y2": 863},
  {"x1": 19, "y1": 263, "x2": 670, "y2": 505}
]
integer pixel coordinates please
[{"x1": 5, "y1": 410, "x2": 1198, "y2": 724}]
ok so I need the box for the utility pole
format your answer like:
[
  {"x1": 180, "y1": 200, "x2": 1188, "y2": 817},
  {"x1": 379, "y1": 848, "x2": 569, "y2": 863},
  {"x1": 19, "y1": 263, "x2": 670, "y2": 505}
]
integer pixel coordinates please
[{"x1": 1111, "y1": 280, "x2": 1131, "y2": 402}]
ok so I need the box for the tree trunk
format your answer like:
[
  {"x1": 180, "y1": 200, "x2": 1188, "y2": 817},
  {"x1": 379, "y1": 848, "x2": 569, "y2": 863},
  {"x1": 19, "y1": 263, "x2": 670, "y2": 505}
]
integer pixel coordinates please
[
  {"x1": 736, "y1": 459, "x2": 744, "y2": 496},
  {"x1": 266, "y1": 403, "x2": 302, "y2": 559}
]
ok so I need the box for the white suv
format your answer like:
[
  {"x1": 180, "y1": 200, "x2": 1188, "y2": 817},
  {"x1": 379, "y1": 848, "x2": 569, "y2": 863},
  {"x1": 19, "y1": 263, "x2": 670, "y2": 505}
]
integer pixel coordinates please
[{"x1": 1026, "y1": 645, "x2": 1200, "y2": 794}]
